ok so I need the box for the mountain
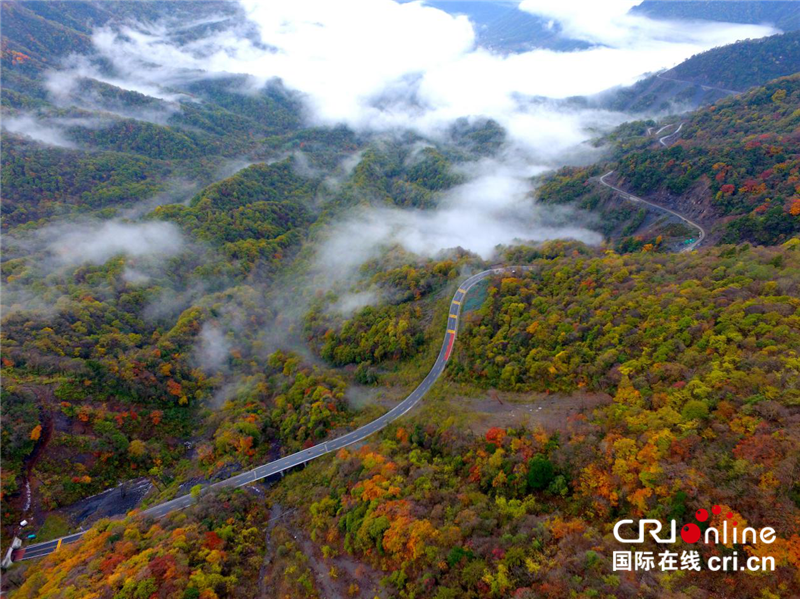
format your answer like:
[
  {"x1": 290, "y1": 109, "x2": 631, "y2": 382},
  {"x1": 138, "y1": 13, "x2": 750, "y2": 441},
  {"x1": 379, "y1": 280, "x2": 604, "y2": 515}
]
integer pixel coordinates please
[
  {"x1": 666, "y1": 29, "x2": 800, "y2": 91},
  {"x1": 0, "y1": 0, "x2": 500, "y2": 554},
  {"x1": 424, "y1": 0, "x2": 591, "y2": 52},
  {"x1": 632, "y1": 0, "x2": 800, "y2": 32},
  {"x1": 2, "y1": 2, "x2": 800, "y2": 598},
  {"x1": 547, "y1": 74, "x2": 800, "y2": 248},
  {"x1": 9, "y1": 239, "x2": 800, "y2": 598},
  {"x1": 601, "y1": 30, "x2": 800, "y2": 112}
]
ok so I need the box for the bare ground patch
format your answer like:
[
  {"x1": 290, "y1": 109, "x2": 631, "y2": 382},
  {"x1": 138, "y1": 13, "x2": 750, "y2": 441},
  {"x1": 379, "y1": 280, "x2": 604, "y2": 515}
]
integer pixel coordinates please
[{"x1": 450, "y1": 389, "x2": 612, "y2": 436}]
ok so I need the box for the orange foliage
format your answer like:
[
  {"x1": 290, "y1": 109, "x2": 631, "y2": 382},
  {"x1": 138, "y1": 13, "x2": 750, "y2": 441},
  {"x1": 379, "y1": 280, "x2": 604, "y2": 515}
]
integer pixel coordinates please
[
  {"x1": 549, "y1": 517, "x2": 585, "y2": 540},
  {"x1": 396, "y1": 427, "x2": 410, "y2": 444},
  {"x1": 166, "y1": 379, "x2": 183, "y2": 397},
  {"x1": 485, "y1": 427, "x2": 507, "y2": 445},
  {"x1": 150, "y1": 410, "x2": 163, "y2": 425},
  {"x1": 360, "y1": 475, "x2": 388, "y2": 501}
]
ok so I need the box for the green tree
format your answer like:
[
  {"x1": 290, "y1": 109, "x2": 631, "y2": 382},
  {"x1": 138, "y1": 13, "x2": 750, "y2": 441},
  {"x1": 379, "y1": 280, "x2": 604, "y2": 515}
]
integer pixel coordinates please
[{"x1": 527, "y1": 456, "x2": 555, "y2": 491}]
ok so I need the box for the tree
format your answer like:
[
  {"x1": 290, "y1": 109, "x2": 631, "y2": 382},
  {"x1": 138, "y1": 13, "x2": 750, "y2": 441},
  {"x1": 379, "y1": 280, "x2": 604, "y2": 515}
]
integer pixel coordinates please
[
  {"x1": 128, "y1": 439, "x2": 147, "y2": 459},
  {"x1": 527, "y1": 456, "x2": 555, "y2": 491},
  {"x1": 190, "y1": 484, "x2": 203, "y2": 502},
  {"x1": 681, "y1": 400, "x2": 709, "y2": 421}
]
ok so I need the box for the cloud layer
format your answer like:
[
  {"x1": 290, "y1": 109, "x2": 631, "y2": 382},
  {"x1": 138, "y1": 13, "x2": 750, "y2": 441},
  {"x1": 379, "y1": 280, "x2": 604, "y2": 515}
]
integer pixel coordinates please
[
  {"x1": 314, "y1": 157, "x2": 601, "y2": 291},
  {"x1": 2, "y1": 114, "x2": 78, "y2": 148},
  {"x1": 60, "y1": 0, "x2": 774, "y2": 145},
  {"x1": 44, "y1": 221, "x2": 185, "y2": 267},
  {"x1": 35, "y1": 0, "x2": 777, "y2": 265}
]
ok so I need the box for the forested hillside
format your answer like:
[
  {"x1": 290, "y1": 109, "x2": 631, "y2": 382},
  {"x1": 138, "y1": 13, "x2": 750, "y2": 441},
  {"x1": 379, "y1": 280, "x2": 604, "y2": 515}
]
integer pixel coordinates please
[
  {"x1": 0, "y1": 0, "x2": 361, "y2": 537},
  {"x1": 667, "y1": 31, "x2": 800, "y2": 92},
  {"x1": 603, "y1": 30, "x2": 800, "y2": 112},
  {"x1": 2, "y1": 1, "x2": 800, "y2": 597},
  {"x1": 0, "y1": 41, "x2": 490, "y2": 546},
  {"x1": 250, "y1": 240, "x2": 800, "y2": 599},
  {"x1": 632, "y1": 0, "x2": 800, "y2": 31},
  {"x1": 0, "y1": 137, "x2": 169, "y2": 226},
  {"x1": 545, "y1": 74, "x2": 800, "y2": 247},
  {"x1": 8, "y1": 489, "x2": 268, "y2": 598},
  {"x1": 14, "y1": 239, "x2": 799, "y2": 599},
  {"x1": 0, "y1": 0, "x2": 306, "y2": 232}
]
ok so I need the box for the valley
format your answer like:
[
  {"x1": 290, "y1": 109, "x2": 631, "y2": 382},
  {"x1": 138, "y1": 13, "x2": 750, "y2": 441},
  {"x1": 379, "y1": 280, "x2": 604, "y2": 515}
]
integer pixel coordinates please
[{"x1": 1, "y1": 1, "x2": 799, "y2": 598}]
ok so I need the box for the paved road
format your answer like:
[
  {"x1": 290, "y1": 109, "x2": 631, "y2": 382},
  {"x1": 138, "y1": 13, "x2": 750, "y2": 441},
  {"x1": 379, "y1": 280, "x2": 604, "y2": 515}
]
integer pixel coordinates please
[
  {"x1": 598, "y1": 170, "x2": 706, "y2": 252},
  {"x1": 658, "y1": 122, "x2": 683, "y2": 147},
  {"x1": 656, "y1": 72, "x2": 742, "y2": 96},
  {"x1": 14, "y1": 531, "x2": 85, "y2": 561},
  {"x1": 14, "y1": 267, "x2": 521, "y2": 562},
  {"x1": 653, "y1": 123, "x2": 673, "y2": 136}
]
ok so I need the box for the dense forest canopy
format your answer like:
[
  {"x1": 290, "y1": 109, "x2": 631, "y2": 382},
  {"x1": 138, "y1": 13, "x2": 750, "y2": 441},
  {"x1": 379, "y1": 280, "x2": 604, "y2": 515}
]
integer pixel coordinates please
[
  {"x1": 667, "y1": 30, "x2": 800, "y2": 92},
  {"x1": 1, "y1": 0, "x2": 799, "y2": 597}
]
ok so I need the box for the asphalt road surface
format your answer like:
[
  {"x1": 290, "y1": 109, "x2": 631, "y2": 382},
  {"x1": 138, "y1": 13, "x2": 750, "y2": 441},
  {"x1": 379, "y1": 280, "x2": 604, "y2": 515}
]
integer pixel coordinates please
[
  {"x1": 656, "y1": 72, "x2": 742, "y2": 96},
  {"x1": 658, "y1": 122, "x2": 684, "y2": 147},
  {"x1": 15, "y1": 267, "x2": 522, "y2": 562},
  {"x1": 14, "y1": 531, "x2": 86, "y2": 561},
  {"x1": 598, "y1": 170, "x2": 706, "y2": 252}
]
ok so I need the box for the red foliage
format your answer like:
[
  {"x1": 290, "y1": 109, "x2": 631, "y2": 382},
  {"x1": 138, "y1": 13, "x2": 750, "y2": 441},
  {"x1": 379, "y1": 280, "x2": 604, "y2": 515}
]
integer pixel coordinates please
[
  {"x1": 99, "y1": 553, "x2": 125, "y2": 575},
  {"x1": 732, "y1": 434, "x2": 781, "y2": 467},
  {"x1": 148, "y1": 554, "x2": 177, "y2": 580},
  {"x1": 203, "y1": 531, "x2": 224, "y2": 550},
  {"x1": 166, "y1": 379, "x2": 183, "y2": 397},
  {"x1": 485, "y1": 427, "x2": 506, "y2": 445},
  {"x1": 741, "y1": 179, "x2": 761, "y2": 192}
]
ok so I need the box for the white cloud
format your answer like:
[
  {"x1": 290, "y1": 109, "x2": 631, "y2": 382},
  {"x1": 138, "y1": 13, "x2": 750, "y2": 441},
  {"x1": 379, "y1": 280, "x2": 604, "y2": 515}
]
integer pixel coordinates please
[
  {"x1": 46, "y1": 48, "x2": 190, "y2": 104},
  {"x1": 195, "y1": 323, "x2": 232, "y2": 372},
  {"x1": 2, "y1": 114, "x2": 76, "y2": 148},
  {"x1": 45, "y1": 221, "x2": 185, "y2": 266},
  {"x1": 67, "y1": 0, "x2": 775, "y2": 153},
  {"x1": 1, "y1": 221, "x2": 188, "y2": 316},
  {"x1": 31, "y1": 0, "x2": 776, "y2": 270},
  {"x1": 518, "y1": 0, "x2": 774, "y2": 48},
  {"x1": 315, "y1": 157, "x2": 602, "y2": 274}
]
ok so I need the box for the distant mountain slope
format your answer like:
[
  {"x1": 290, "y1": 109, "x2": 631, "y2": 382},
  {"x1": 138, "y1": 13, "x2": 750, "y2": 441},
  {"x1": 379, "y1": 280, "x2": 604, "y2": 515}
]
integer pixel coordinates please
[
  {"x1": 543, "y1": 74, "x2": 800, "y2": 247},
  {"x1": 423, "y1": 0, "x2": 590, "y2": 52},
  {"x1": 0, "y1": 0, "x2": 314, "y2": 230},
  {"x1": 632, "y1": 0, "x2": 800, "y2": 32},
  {"x1": 601, "y1": 29, "x2": 800, "y2": 112},
  {"x1": 667, "y1": 29, "x2": 800, "y2": 91},
  {"x1": 0, "y1": 1, "x2": 236, "y2": 73}
]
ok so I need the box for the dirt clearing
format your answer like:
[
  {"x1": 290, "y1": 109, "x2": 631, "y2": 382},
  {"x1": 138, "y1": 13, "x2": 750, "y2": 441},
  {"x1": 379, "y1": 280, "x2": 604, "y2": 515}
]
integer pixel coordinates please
[{"x1": 450, "y1": 389, "x2": 612, "y2": 435}]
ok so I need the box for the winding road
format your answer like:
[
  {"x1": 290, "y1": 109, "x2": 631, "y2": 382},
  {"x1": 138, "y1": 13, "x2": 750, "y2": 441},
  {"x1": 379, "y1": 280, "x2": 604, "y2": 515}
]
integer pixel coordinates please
[
  {"x1": 13, "y1": 267, "x2": 521, "y2": 562},
  {"x1": 658, "y1": 122, "x2": 683, "y2": 147},
  {"x1": 598, "y1": 170, "x2": 705, "y2": 252}
]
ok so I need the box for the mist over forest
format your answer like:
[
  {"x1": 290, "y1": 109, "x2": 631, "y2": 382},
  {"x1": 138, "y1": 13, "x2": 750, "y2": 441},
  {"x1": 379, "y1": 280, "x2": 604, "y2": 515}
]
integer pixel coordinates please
[{"x1": 2, "y1": 1, "x2": 800, "y2": 597}]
